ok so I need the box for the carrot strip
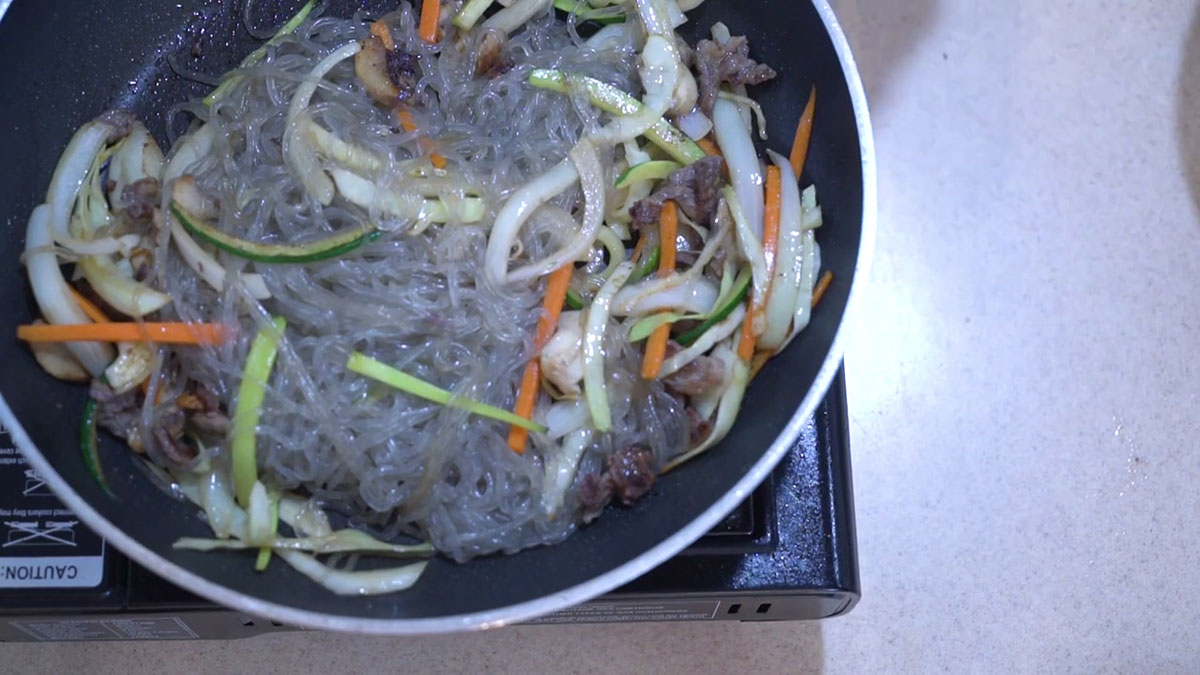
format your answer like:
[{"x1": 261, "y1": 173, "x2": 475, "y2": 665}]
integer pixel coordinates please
[
  {"x1": 508, "y1": 264, "x2": 574, "y2": 453},
  {"x1": 631, "y1": 233, "x2": 648, "y2": 262},
  {"x1": 69, "y1": 287, "x2": 110, "y2": 324},
  {"x1": 395, "y1": 108, "x2": 448, "y2": 169},
  {"x1": 749, "y1": 272, "x2": 835, "y2": 378},
  {"x1": 812, "y1": 270, "x2": 834, "y2": 308},
  {"x1": 369, "y1": 20, "x2": 396, "y2": 51},
  {"x1": 736, "y1": 306, "x2": 757, "y2": 361},
  {"x1": 17, "y1": 322, "x2": 227, "y2": 346},
  {"x1": 697, "y1": 137, "x2": 721, "y2": 157},
  {"x1": 737, "y1": 167, "x2": 782, "y2": 361},
  {"x1": 641, "y1": 201, "x2": 677, "y2": 379},
  {"x1": 789, "y1": 85, "x2": 817, "y2": 177},
  {"x1": 761, "y1": 166, "x2": 782, "y2": 282},
  {"x1": 419, "y1": 0, "x2": 441, "y2": 44}
]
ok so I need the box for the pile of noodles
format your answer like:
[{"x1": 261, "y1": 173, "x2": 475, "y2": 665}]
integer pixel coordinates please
[{"x1": 152, "y1": 6, "x2": 687, "y2": 562}]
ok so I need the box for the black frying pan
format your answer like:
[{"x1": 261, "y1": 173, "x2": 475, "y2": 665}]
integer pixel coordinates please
[{"x1": 0, "y1": 0, "x2": 874, "y2": 632}]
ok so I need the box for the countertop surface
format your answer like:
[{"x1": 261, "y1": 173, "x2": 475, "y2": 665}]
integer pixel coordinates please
[{"x1": 5, "y1": 0, "x2": 1200, "y2": 672}]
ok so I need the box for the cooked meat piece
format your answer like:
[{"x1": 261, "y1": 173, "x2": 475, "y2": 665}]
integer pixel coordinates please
[
  {"x1": 474, "y1": 29, "x2": 513, "y2": 78},
  {"x1": 179, "y1": 383, "x2": 231, "y2": 439},
  {"x1": 631, "y1": 156, "x2": 724, "y2": 227},
  {"x1": 356, "y1": 35, "x2": 420, "y2": 106},
  {"x1": 90, "y1": 379, "x2": 142, "y2": 448},
  {"x1": 188, "y1": 411, "x2": 230, "y2": 437},
  {"x1": 386, "y1": 49, "x2": 420, "y2": 101},
  {"x1": 120, "y1": 177, "x2": 160, "y2": 221},
  {"x1": 691, "y1": 36, "x2": 777, "y2": 115},
  {"x1": 686, "y1": 406, "x2": 713, "y2": 446},
  {"x1": 663, "y1": 349, "x2": 726, "y2": 396},
  {"x1": 607, "y1": 444, "x2": 655, "y2": 505},
  {"x1": 152, "y1": 407, "x2": 198, "y2": 466},
  {"x1": 578, "y1": 472, "x2": 613, "y2": 524}
]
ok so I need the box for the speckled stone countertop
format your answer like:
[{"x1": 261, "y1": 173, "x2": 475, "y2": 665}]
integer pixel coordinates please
[{"x1": 5, "y1": 0, "x2": 1200, "y2": 671}]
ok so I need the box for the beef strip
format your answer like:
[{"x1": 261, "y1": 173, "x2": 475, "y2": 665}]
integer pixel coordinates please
[
  {"x1": 356, "y1": 35, "x2": 421, "y2": 106},
  {"x1": 90, "y1": 379, "x2": 142, "y2": 449},
  {"x1": 686, "y1": 406, "x2": 714, "y2": 446},
  {"x1": 120, "y1": 177, "x2": 160, "y2": 221},
  {"x1": 578, "y1": 472, "x2": 614, "y2": 524},
  {"x1": 385, "y1": 49, "x2": 420, "y2": 101},
  {"x1": 607, "y1": 444, "x2": 655, "y2": 505},
  {"x1": 631, "y1": 156, "x2": 724, "y2": 227},
  {"x1": 661, "y1": 341, "x2": 726, "y2": 396},
  {"x1": 691, "y1": 35, "x2": 778, "y2": 116}
]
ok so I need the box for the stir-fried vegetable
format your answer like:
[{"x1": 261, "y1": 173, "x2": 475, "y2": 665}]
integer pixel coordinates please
[
  {"x1": 737, "y1": 165, "x2": 781, "y2": 360},
  {"x1": 17, "y1": 322, "x2": 228, "y2": 346},
  {"x1": 641, "y1": 201, "x2": 678, "y2": 379},
  {"x1": 553, "y1": 0, "x2": 627, "y2": 24},
  {"x1": 348, "y1": 351, "x2": 547, "y2": 432},
  {"x1": 454, "y1": 0, "x2": 494, "y2": 30},
  {"x1": 528, "y1": 70, "x2": 706, "y2": 164},
  {"x1": 509, "y1": 264, "x2": 575, "y2": 453},
  {"x1": 24, "y1": 205, "x2": 114, "y2": 375},
  {"x1": 232, "y1": 317, "x2": 286, "y2": 507},
  {"x1": 80, "y1": 397, "x2": 116, "y2": 498},
  {"x1": 676, "y1": 267, "x2": 751, "y2": 345},
  {"x1": 171, "y1": 181, "x2": 380, "y2": 264},
  {"x1": 419, "y1": 0, "x2": 441, "y2": 43},
  {"x1": 583, "y1": 260, "x2": 635, "y2": 431},
  {"x1": 790, "y1": 85, "x2": 817, "y2": 176},
  {"x1": 615, "y1": 160, "x2": 682, "y2": 189}
]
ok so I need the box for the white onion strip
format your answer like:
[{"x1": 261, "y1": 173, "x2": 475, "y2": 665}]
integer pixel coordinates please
[
  {"x1": 508, "y1": 139, "x2": 605, "y2": 283},
  {"x1": 164, "y1": 126, "x2": 271, "y2": 300},
  {"x1": 285, "y1": 41, "x2": 362, "y2": 205},
  {"x1": 713, "y1": 97, "x2": 764, "y2": 238},
  {"x1": 659, "y1": 303, "x2": 746, "y2": 377},
  {"x1": 759, "y1": 151, "x2": 805, "y2": 350},
  {"x1": 583, "y1": 260, "x2": 635, "y2": 431},
  {"x1": 24, "y1": 205, "x2": 114, "y2": 375}
]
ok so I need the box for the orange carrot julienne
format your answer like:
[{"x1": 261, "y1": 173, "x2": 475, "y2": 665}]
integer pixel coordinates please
[
  {"x1": 697, "y1": 137, "x2": 721, "y2": 157},
  {"x1": 395, "y1": 108, "x2": 448, "y2": 169},
  {"x1": 17, "y1": 322, "x2": 228, "y2": 346},
  {"x1": 641, "y1": 201, "x2": 677, "y2": 379},
  {"x1": 419, "y1": 0, "x2": 441, "y2": 44},
  {"x1": 762, "y1": 166, "x2": 782, "y2": 282},
  {"x1": 69, "y1": 287, "x2": 110, "y2": 324},
  {"x1": 812, "y1": 270, "x2": 834, "y2": 308},
  {"x1": 737, "y1": 167, "x2": 782, "y2": 361},
  {"x1": 369, "y1": 20, "x2": 396, "y2": 51},
  {"x1": 789, "y1": 85, "x2": 817, "y2": 177},
  {"x1": 737, "y1": 310, "x2": 757, "y2": 361},
  {"x1": 508, "y1": 264, "x2": 574, "y2": 453}
]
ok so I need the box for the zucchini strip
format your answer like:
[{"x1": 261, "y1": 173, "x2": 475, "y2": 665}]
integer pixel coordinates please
[
  {"x1": 529, "y1": 69, "x2": 706, "y2": 164},
  {"x1": 170, "y1": 189, "x2": 378, "y2": 264},
  {"x1": 231, "y1": 317, "x2": 286, "y2": 507}
]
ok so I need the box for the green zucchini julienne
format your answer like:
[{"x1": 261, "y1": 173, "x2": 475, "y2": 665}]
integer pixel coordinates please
[
  {"x1": 675, "y1": 267, "x2": 752, "y2": 346},
  {"x1": 528, "y1": 70, "x2": 707, "y2": 164},
  {"x1": 346, "y1": 351, "x2": 547, "y2": 432},
  {"x1": 81, "y1": 396, "x2": 116, "y2": 499},
  {"x1": 170, "y1": 199, "x2": 379, "y2": 264},
  {"x1": 231, "y1": 317, "x2": 286, "y2": 507}
]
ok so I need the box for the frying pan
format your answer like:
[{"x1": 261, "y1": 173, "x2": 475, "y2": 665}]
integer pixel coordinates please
[{"x1": 0, "y1": 0, "x2": 874, "y2": 633}]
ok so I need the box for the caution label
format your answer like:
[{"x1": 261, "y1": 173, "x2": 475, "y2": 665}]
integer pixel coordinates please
[{"x1": 0, "y1": 424, "x2": 105, "y2": 588}]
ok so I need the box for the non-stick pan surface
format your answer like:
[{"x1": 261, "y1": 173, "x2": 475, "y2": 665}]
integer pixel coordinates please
[{"x1": 0, "y1": 0, "x2": 874, "y2": 632}]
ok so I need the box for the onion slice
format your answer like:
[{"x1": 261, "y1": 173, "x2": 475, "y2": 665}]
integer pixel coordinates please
[{"x1": 24, "y1": 204, "x2": 114, "y2": 375}]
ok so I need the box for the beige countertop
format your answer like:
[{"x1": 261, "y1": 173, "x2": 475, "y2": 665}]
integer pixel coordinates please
[{"x1": 5, "y1": 0, "x2": 1200, "y2": 671}]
